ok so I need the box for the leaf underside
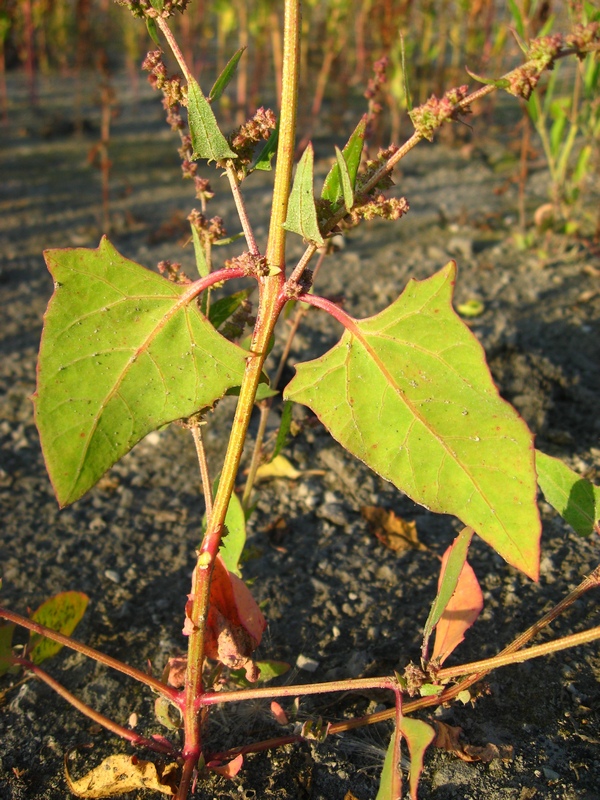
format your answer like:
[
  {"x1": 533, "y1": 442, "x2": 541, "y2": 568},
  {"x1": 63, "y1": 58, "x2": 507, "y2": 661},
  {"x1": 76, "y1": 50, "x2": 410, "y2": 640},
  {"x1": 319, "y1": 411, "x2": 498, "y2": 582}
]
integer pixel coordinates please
[
  {"x1": 283, "y1": 143, "x2": 324, "y2": 245},
  {"x1": 285, "y1": 263, "x2": 541, "y2": 579},
  {"x1": 187, "y1": 77, "x2": 237, "y2": 162},
  {"x1": 35, "y1": 238, "x2": 247, "y2": 507}
]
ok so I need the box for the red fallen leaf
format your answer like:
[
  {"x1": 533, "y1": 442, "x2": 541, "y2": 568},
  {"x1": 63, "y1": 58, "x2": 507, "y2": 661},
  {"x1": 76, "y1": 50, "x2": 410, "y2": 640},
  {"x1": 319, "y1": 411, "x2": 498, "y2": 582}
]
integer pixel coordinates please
[
  {"x1": 185, "y1": 556, "x2": 266, "y2": 681},
  {"x1": 431, "y1": 552, "x2": 483, "y2": 665},
  {"x1": 207, "y1": 753, "x2": 244, "y2": 778},
  {"x1": 166, "y1": 656, "x2": 187, "y2": 689},
  {"x1": 270, "y1": 700, "x2": 289, "y2": 725}
]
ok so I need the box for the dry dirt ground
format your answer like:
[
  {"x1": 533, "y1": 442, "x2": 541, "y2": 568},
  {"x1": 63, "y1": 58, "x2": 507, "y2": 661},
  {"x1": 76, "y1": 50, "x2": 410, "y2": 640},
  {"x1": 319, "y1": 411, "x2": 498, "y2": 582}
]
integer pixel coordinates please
[{"x1": 1, "y1": 69, "x2": 599, "y2": 800}]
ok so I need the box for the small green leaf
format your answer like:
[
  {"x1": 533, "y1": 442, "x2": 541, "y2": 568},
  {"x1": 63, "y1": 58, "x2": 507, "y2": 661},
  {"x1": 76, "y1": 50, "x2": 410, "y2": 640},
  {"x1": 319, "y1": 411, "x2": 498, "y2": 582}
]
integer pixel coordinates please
[
  {"x1": 210, "y1": 478, "x2": 246, "y2": 577},
  {"x1": 209, "y1": 47, "x2": 246, "y2": 103},
  {"x1": 256, "y1": 660, "x2": 290, "y2": 681},
  {"x1": 508, "y1": 0, "x2": 526, "y2": 43},
  {"x1": 271, "y1": 400, "x2": 294, "y2": 461},
  {"x1": 29, "y1": 592, "x2": 89, "y2": 665},
  {"x1": 465, "y1": 67, "x2": 510, "y2": 90},
  {"x1": 400, "y1": 717, "x2": 436, "y2": 800},
  {"x1": 536, "y1": 450, "x2": 600, "y2": 537},
  {"x1": 145, "y1": 18, "x2": 160, "y2": 47},
  {"x1": 35, "y1": 238, "x2": 248, "y2": 506},
  {"x1": 321, "y1": 116, "x2": 366, "y2": 205},
  {"x1": 209, "y1": 289, "x2": 252, "y2": 330},
  {"x1": 285, "y1": 263, "x2": 541, "y2": 579},
  {"x1": 422, "y1": 527, "x2": 474, "y2": 649},
  {"x1": 283, "y1": 144, "x2": 324, "y2": 246},
  {"x1": 456, "y1": 299, "x2": 485, "y2": 318},
  {"x1": 149, "y1": 0, "x2": 164, "y2": 12},
  {"x1": 0, "y1": 622, "x2": 15, "y2": 678},
  {"x1": 187, "y1": 78, "x2": 237, "y2": 162},
  {"x1": 191, "y1": 224, "x2": 209, "y2": 278},
  {"x1": 573, "y1": 145, "x2": 592, "y2": 185},
  {"x1": 252, "y1": 119, "x2": 279, "y2": 171},
  {"x1": 334, "y1": 146, "x2": 354, "y2": 210}
]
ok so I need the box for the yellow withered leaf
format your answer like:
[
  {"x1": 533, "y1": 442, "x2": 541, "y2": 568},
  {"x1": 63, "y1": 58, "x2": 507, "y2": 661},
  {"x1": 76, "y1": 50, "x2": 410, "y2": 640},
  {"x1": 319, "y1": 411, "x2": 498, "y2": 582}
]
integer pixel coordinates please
[
  {"x1": 65, "y1": 754, "x2": 180, "y2": 798},
  {"x1": 361, "y1": 506, "x2": 427, "y2": 553}
]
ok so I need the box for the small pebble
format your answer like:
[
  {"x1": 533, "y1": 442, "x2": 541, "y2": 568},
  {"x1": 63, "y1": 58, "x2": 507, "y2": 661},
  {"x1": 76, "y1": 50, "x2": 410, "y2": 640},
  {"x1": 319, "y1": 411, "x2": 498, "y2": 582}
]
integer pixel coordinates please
[
  {"x1": 104, "y1": 569, "x2": 120, "y2": 584},
  {"x1": 296, "y1": 654, "x2": 319, "y2": 672}
]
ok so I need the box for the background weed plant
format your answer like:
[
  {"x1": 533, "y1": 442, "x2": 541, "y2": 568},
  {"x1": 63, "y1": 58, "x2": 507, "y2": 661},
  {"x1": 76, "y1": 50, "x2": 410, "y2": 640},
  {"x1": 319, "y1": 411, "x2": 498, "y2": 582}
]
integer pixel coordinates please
[{"x1": 1, "y1": 1, "x2": 600, "y2": 798}]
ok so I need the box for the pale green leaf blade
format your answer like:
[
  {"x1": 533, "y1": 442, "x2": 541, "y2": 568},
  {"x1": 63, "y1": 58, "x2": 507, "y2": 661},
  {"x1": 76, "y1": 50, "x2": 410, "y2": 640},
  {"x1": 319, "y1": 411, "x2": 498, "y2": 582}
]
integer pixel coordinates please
[
  {"x1": 334, "y1": 146, "x2": 354, "y2": 210},
  {"x1": 283, "y1": 143, "x2": 324, "y2": 245},
  {"x1": 213, "y1": 479, "x2": 246, "y2": 577},
  {"x1": 209, "y1": 289, "x2": 252, "y2": 330},
  {"x1": 29, "y1": 592, "x2": 89, "y2": 665},
  {"x1": 191, "y1": 223, "x2": 209, "y2": 278},
  {"x1": 376, "y1": 728, "x2": 402, "y2": 800},
  {"x1": 34, "y1": 238, "x2": 248, "y2": 507},
  {"x1": 187, "y1": 78, "x2": 237, "y2": 162},
  {"x1": 400, "y1": 717, "x2": 436, "y2": 800},
  {"x1": 209, "y1": 47, "x2": 245, "y2": 102},
  {"x1": 321, "y1": 115, "x2": 366, "y2": 204},
  {"x1": 422, "y1": 527, "x2": 473, "y2": 648},
  {"x1": 536, "y1": 450, "x2": 600, "y2": 537},
  {"x1": 271, "y1": 400, "x2": 294, "y2": 461},
  {"x1": 285, "y1": 263, "x2": 541, "y2": 579}
]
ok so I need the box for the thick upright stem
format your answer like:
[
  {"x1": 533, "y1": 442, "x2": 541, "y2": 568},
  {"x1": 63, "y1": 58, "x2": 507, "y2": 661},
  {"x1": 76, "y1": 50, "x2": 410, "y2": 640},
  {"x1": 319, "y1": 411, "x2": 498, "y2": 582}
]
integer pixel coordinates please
[{"x1": 178, "y1": 2, "x2": 301, "y2": 794}]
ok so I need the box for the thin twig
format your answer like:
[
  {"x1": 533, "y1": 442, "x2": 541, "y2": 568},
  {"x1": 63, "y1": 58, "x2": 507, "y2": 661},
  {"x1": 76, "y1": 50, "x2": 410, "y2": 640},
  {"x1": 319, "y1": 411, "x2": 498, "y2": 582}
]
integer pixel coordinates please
[
  {"x1": 191, "y1": 421, "x2": 213, "y2": 522},
  {"x1": 225, "y1": 162, "x2": 260, "y2": 256},
  {"x1": 14, "y1": 659, "x2": 175, "y2": 755}
]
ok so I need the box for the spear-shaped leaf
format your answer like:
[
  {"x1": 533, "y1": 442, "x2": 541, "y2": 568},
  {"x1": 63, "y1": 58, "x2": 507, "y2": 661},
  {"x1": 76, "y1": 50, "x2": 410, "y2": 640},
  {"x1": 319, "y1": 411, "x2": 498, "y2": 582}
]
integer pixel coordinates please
[
  {"x1": 187, "y1": 78, "x2": 237, "y2": 162},
  {"x1": 34, "y1": 237, "x2": 248, "y2": 507},
  {"x1": 209, "y1": 47, "x2": 246, "y2": 103},
  {"x1": 28, "y1": 591, "x2": 89, "y2": 665},
  {"x1": 285, "y1": 263, "x2": 541, "y2": 579},
  {"x1": 321, "y1": 115, "x2": 366, "y2": 205},
  {"x1": 536, "y1": 450, "x2": 600, "y2": 537},
  {"x1": 283, "y1": 143, "x2": 324, "y2": 245}
]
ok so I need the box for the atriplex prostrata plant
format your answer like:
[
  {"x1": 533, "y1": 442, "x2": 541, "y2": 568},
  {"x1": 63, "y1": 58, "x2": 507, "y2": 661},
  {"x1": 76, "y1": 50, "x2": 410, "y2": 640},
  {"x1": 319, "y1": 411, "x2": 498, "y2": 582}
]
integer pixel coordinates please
[{"x1": 1, "y1": 2, "x2": 600, "y2": 798}]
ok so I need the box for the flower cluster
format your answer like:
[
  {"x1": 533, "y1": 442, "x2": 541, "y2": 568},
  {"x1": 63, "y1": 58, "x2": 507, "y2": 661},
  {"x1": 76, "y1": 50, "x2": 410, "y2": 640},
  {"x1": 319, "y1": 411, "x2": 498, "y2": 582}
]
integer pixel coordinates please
[
  {"x1": 364, "y1": 56, "x2": 389, "y2": 117},
  {"x1": 409, "y1": 85, "x2": 470, "y2": 141},
  {"x1": 221, "y1": 107, "x2": 277, "y2": 176},
  {"x1": 188, "y1": 210, "x2": 227, "y2": 245},
  {"x1": 115, "y1": 0, "x2": 190, "y2": 20},
  {"x1": 224, "y1": 252, "x2": 269, "y2": 278},
  {"x1": 157, "y1": 260, "x2": 192, "y2": 285},
  {"x1": 347, "y1": 195, "x2": 409, "y2": 225}
]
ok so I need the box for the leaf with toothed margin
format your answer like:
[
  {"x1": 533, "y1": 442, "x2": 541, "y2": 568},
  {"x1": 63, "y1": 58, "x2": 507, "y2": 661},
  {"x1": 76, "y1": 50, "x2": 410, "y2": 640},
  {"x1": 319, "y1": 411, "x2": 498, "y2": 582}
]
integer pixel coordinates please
[
  {"x1": 285, "y1": 263, "x2": 541, "y2": 579},
  {"x1": 187, "y1": 78, "x2": 237, "y2": 162},
  {"x1": 34, "y1": 237, "x2": 248, "y2": 507},
  {"x1": 283, "y1": 143, "x2": 324, "y2": 246}
]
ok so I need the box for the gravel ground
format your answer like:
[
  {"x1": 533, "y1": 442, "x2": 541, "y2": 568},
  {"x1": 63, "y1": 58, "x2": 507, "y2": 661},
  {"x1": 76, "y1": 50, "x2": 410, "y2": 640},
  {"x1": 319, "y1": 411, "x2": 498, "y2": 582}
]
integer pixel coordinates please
[{"x1": 0, "y1": 69, "x2": 599, "y2": 800}]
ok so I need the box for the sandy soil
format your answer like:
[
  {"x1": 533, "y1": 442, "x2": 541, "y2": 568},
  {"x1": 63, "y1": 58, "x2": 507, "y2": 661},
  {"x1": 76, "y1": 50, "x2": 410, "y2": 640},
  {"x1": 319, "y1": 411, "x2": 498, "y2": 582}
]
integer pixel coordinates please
[{"x1": 0, "y1": 69, "x2": 599, "y2": 800}]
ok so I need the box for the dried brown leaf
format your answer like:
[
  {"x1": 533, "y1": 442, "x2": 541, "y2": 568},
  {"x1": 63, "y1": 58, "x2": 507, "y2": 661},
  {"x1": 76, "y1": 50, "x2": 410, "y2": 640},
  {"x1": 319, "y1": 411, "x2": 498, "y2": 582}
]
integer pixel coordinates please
[
  {"x1": 361, "y1": 506, "x2": 427, "y2": 552},
  {"x1": 433, "y1": 721, "x2": 513, "y2": 763},
  {"x1": 65, "y1": 754, "x2": 179, "y2": 797}
]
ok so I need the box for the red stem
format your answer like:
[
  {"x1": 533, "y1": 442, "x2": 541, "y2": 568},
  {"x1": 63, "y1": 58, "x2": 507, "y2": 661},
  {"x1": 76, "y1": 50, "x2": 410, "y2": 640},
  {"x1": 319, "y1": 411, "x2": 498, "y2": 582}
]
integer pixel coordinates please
[{"x1": 0, "y1": 606, "x2": 177, "y2": 701}]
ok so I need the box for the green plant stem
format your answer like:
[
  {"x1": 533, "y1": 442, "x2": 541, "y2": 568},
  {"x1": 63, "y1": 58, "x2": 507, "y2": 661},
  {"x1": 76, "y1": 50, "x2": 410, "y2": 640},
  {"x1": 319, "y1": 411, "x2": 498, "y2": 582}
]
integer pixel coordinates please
[
  {"x1": 177, "y1": 3, "x2": 301, "y2": 795},
  {"x1": 225, "y1": 161, "x2": 260, "y2": 255},
  {"x1": 0, "y1": 606, "x2": 176, "y2": 700},
  {"x1": 13, "y1": 658, "x2": 175, "y2": 755},
  {"x1": 155, "y1": 16, "x2": 194, "y2": 85},
  {"x1": 191, "y1": 422, "x2": 212, "y2": 521},
  {"x1": 201, "y1": 675, "x2": 397, "y2": 707}
]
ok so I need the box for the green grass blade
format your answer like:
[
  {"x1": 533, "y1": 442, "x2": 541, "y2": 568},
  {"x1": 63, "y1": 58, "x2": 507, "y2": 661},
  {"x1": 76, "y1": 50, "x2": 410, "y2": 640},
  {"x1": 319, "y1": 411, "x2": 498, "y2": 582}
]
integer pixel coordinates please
[
  {"x1": 285, "y1": 263, "x2": 541, "y2": 579},
  {"x1": 34, "y1": 238, "x2": 248, "y2": 506}
]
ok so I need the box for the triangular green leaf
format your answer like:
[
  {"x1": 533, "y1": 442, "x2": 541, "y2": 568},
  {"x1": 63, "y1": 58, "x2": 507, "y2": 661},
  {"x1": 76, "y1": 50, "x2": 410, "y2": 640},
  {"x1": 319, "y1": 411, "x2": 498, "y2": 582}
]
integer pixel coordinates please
[
  {"x1": 209, "y1": 478, "x2": 246, "y2": 577},
  {"x1": 401, "y1": 717, "x2": 436, "y2": 800},
  {"x1": 145, "y1": 18, "x2": 160, "y2": 47},
  {"x1": 321, "y1": 115, "x2": 366, "y2": 205},
  {"x1": 187, "y1": 78, "x2": 237, "y2": 162},
  {"x1": 35, "y1": 238, "x2": 248, "y2": 506},
  {"x1": 285, "y1": 263, "x2": 541, "y2": 579},
  {"x1": 283, "y1": 143, "x2": 324, "y2": 246},
  {"x1": 209, "y1": 47, "x2": 246, "y2": 103},
  {"x1": 536, "y1": 450, "x2": 600, "y2": 537},
  {"x1": 28, "y1": 592, "x2": 89, "y2": 665},
  {"x1": 376, "y1": 726, "x2": 402, "y2": 800}
]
